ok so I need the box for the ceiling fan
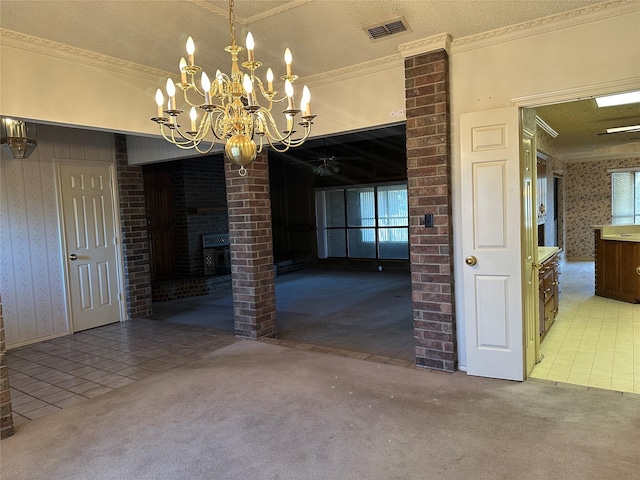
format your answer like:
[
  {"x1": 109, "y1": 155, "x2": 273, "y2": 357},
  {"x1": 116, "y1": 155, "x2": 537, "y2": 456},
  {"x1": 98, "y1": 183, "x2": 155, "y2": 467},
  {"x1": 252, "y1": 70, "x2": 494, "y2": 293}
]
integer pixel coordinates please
[
  {"x1": 312, "y1": 156, "x2": 340, "y2": 176},
  {"x1": 289, "y1": 139, "x2": 361, "y2": 176}
]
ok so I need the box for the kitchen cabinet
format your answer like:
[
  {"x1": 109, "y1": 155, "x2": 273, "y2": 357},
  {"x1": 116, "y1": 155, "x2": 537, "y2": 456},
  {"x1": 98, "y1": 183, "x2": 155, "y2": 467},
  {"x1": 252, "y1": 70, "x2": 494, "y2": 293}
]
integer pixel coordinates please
[
  {"x1": 538, "y1": 248, "x2": 559, "y2": 339},
  {"x1": 595, "y1": 228, "x2": 640, "y2": 303}
]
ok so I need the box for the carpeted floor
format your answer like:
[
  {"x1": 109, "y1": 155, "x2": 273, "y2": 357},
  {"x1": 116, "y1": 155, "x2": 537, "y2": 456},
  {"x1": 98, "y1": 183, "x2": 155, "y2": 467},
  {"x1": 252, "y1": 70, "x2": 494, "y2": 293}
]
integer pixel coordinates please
[
  {"x1": 2, "y1": 341, "x2": 639, "y2": 480},
  {"x1": 153, "y1": 269, "x2": 415, "y2": 361}
]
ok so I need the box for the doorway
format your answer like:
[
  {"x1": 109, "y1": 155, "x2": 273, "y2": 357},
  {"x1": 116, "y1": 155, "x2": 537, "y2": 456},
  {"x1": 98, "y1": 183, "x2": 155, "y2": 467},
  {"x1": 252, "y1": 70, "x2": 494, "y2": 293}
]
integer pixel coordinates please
[{"x1": 520, "y1": 88, "x2": 640, "y2": 391}]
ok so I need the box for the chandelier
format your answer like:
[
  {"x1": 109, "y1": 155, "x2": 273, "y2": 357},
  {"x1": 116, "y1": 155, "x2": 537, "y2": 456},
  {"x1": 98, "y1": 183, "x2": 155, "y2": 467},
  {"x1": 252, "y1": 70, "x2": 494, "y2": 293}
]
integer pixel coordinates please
[{"x1": 151, "y1": 0, "x2": 316, "y2": 176}]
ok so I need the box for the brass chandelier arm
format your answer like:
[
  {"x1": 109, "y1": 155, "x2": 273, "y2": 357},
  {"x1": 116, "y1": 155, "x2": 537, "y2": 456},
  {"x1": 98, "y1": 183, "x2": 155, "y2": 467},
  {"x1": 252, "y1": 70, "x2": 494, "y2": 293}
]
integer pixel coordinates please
[
  {"x1": 250, "y1": 75, "x2": 288, "y2": 104},
  {"x1": 193, "y1": 141, "x2": 217, "y2": 155},
  {"x1": 158, "y1": 125, "x2": 199, "y2": 149},
  {"x1": 158, "y1": 123, "x2": 215, "y2": 154},
  {"x1": 257, "y1": 113, "x2": 314, "y2": 152},
  {"x1": 180, "y1": 83, "x2": 206, "y2": 107},
  {"x1": 263, "y1": 128, "x2": 313, "y2": 152}
]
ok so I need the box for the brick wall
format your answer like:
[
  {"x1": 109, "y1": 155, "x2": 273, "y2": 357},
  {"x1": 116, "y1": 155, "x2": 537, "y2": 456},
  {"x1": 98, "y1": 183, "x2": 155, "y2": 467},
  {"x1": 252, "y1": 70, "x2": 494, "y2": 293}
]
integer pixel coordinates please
[
  {"x1": 170, "y1": 157, "x2": 228, "y2": 277},
  {"x1": 117, "y1": 135, "x2": 152, "y2": 319},
  {"x1": 0, "y1": 294, "x2": 14, "y2": 439},
  {"x1": 224, "y1": 152, "x2": 277, "y2": 339},
  {"x1": 152, "y1": 274, "x2": 232, "y2": 302},
  {"x1": 405, "y1": 50, "x2": 456, "y2": 372}
]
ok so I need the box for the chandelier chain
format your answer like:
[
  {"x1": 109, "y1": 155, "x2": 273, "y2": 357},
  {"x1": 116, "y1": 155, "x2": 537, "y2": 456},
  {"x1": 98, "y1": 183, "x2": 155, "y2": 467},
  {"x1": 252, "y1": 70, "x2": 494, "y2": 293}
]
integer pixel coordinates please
[{"x1": 229, "y1": 0, "x2": 236, "y2": 47}]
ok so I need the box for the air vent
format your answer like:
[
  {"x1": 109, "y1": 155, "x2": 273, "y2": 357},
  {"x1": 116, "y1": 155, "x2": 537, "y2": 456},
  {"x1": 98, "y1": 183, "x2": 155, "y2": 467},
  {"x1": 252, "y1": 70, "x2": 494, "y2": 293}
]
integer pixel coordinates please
[{"x1": 365, "y1": 17, "x2": 410, "y2": 41}]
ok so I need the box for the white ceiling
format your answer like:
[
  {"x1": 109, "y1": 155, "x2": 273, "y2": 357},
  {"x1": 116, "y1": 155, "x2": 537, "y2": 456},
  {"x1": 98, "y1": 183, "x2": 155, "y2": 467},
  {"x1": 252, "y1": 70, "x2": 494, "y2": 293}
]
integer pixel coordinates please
[{"x1": 1, "y1": 0, "x2": 639, "y2": 159}]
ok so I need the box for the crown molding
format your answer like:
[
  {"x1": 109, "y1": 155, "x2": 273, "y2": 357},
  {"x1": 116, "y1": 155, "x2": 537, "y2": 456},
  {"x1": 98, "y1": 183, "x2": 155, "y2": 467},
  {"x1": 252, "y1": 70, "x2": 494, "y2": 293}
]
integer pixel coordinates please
[
  {"x1": 511, "y1": 77, "x2": 640, "y2": 107},
  {"x1": 187, "y1": 0, "x2": 312, "y2": 25},
  {"x1": 306, "y1": 32, "x2": 451, "y2": 95},
  {"x1": 243, "y1": 0, "x2": 313, "y2": 24},
  {"x1": 302, "y1": 53, "x2": 404, "y2": 88},
  {"x1": 562, "y1": 142, "x2": 640, "y2": 162},
  {"x1": 0, "y1": 29, "x2": 170, "y2": 82},
  {"x1": 536, "y1": 150, "x2": 550, "y2": 161},
  {"x1": 536, "y1": 116, "x2": 559, "y2": 139},
  {"x1": 187, "y1": 0, "x2": 229, "y2": 20},
  {"x1": 564, "y1": 152, "x2": 640, "y2": 162},
  {"x1": 398, "y1": 34, "x2": 451, "y2": 58},
  {"x1": 451, "y1": 0, "x2": 640, "y2": 54}
]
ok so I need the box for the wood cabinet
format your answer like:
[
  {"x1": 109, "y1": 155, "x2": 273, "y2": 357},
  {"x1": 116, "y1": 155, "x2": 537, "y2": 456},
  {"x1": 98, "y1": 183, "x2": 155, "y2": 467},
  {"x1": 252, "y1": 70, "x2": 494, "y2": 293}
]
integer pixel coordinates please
[
  {"x1": 595, "y1": 230, "x2": 640, "y2": 303},
  {"x1": 539, "y1": 251, "x2": 559, "y2": 339}
]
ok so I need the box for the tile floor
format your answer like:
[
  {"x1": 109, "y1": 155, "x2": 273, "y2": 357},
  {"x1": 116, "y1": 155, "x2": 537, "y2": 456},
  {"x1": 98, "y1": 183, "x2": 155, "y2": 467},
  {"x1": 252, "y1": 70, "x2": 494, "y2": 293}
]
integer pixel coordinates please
[
  {"x1": 6, "y1": 321, "x2": 238, "y2": 427},
  {"x1": 530, "y1": 260, "x2": 640, "y2": 394}
]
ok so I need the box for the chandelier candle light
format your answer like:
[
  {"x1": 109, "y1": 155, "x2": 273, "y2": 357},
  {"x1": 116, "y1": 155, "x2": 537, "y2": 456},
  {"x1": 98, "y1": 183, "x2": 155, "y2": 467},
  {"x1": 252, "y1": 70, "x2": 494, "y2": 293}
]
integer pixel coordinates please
[{"x1": 151, "y1": 0, "x2": 316, "y2": 176}]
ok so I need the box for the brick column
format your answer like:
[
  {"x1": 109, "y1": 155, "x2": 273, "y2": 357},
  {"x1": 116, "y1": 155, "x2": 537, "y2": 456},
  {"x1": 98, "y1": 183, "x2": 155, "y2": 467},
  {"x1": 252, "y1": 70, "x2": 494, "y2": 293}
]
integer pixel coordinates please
[
  {"x1": 224, "y1": 152, "x2": 277, "y2": 339},
  {"x1": 405, "y1": 50, "x2": 456, "y2": 372},
  {"x1": 0, "y1": 294, "x2": 14, "y2": 439},
  {"x1": 115, "y1": 134, "x2": 152, "y2": 319}
]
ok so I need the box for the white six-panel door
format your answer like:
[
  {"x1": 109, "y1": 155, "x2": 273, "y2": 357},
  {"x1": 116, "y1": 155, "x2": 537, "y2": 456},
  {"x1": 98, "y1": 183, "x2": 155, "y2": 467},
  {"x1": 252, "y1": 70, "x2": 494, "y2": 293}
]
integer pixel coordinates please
[
  {"x1": 461, "y1": 107, "x2": 524, "y2": 381},
  {"x1": 58, "y1": 163, "x2": 121, "y2": 331}
]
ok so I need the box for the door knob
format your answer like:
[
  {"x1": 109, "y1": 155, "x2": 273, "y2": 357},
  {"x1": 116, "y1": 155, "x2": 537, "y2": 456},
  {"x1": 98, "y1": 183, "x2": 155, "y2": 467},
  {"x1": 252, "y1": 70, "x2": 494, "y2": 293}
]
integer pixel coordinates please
[
  {"x1": 636, "y1": 265, "x2": 640, "y2": 276},
  {"x1": 465, "y1": 255, "x2": 477, "y2": 266},
  {"x1": 68, "y1": 254, "x2": 78, "y2": 261}
]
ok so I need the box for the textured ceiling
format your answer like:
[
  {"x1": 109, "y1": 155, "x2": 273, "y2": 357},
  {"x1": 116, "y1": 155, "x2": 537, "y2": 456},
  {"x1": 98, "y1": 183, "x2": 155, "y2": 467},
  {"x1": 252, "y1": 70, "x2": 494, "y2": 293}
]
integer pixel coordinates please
[
  {"x1": 0, "y1": 0, "x2": 608, "y2": 76},
  {"x1": 1, "y1": 0, "x2": 638, "y2": 159},
  {"x1": 536, "y1": 99, "x2": 640, "y2": 159}
]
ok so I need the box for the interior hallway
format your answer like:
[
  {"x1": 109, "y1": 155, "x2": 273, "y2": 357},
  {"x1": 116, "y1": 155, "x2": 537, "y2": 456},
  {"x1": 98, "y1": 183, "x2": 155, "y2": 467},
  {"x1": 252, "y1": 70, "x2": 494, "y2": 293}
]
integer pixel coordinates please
[{"x1": 531, "y1": 260, "x2": 640, "y2": 394}]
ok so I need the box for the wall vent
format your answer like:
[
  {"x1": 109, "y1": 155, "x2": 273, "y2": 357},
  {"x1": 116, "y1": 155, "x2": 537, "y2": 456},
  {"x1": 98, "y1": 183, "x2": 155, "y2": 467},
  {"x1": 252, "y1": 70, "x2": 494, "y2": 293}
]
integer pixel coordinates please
[{"x1": 365, "y1": 17, "x2": 410, "y2": 41}]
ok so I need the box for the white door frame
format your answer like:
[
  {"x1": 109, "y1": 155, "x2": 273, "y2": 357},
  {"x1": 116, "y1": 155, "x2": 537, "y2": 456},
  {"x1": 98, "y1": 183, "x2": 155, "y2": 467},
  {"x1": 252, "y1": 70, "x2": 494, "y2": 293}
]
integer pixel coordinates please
[
  {"x1": 521, "y1": 116, "x2": 539, "y2": 378},
  {"x1": 55, "y1": 158, "x2": 126, "y2": 332}
]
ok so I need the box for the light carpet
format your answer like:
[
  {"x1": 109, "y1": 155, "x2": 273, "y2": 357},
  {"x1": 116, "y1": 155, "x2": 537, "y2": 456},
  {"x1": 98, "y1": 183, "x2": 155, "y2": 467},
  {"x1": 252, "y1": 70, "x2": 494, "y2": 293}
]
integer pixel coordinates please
[{"x1": 1, "y1": 341, "x2": 639, "y2": 480}]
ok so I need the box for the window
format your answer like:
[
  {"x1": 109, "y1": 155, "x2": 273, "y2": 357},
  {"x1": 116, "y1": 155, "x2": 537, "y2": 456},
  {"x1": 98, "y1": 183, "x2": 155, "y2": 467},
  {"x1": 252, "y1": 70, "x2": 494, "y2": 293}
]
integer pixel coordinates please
[
  {"x1": 316, "y1": 183, "x2": 408, "y2": 260},
  {"x1": 611, "y1": 170, "x2": 640, "y2": 224}
]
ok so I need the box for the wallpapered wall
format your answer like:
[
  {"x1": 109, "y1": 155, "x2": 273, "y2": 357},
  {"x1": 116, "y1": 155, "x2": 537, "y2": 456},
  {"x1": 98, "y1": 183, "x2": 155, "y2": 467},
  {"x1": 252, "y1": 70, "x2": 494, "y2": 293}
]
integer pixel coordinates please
[
  {"x1": 566, "y1": 156, "x2": 640, "y2": 259},
  {"x1": 0, "y1": 125, "x2": 116, "y2": 346}
]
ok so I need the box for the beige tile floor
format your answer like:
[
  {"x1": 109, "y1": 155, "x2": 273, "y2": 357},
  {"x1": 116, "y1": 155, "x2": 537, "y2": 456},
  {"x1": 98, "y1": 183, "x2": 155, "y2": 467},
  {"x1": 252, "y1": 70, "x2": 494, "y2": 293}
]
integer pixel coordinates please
[
  {"x1": 530, "y1": 260, "x2": 640, "y2": 394},
  {"x1": 6, "y1": 321, "x2": 238, "y2": 426}
]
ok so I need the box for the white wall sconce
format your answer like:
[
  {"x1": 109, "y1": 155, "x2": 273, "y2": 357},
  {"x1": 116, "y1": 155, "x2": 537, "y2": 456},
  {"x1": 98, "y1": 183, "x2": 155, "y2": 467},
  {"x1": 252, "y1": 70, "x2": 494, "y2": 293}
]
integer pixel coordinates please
[{"x1": 1, "y1": 118, "x2": 37, "y2": 159}]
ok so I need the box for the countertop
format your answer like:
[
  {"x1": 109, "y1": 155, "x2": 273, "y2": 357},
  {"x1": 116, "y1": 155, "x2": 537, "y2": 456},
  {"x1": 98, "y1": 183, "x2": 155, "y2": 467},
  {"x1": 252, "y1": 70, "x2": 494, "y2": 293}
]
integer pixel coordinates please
[
  {"x1": 592, "y1": 224, "x2": 640, "y2": 243},
  {"x1": 538, "y1": 246, "x2": 560, "y2": 264}
]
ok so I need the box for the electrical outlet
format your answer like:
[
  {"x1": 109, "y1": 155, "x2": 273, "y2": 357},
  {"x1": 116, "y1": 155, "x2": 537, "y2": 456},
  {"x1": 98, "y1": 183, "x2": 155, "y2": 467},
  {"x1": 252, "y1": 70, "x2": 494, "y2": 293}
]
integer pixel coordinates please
[{"x1": 424, "y1": 213, "x2": 434, "y2": 228}]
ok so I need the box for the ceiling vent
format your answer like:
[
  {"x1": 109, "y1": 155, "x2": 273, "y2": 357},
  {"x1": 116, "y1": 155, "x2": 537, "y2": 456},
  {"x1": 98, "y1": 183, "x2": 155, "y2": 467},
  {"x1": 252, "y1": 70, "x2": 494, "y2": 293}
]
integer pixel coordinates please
[{"x1": 365, "y1": 17, "x2": 410, "y2": 41}]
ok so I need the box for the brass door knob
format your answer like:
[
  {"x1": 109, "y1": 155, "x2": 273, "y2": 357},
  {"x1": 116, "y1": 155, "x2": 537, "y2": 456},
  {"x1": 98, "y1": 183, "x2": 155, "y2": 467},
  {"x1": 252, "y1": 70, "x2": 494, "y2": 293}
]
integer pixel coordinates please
[
  {"x1": 465, "y1": 255, "x2": 477, "y2": 266},
  {"x1": 636, "y1": 265, "x2": 640, "y2": 275},
  {"x1": 68, "y1": 254, "x2": 78, "y2": 261}
]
